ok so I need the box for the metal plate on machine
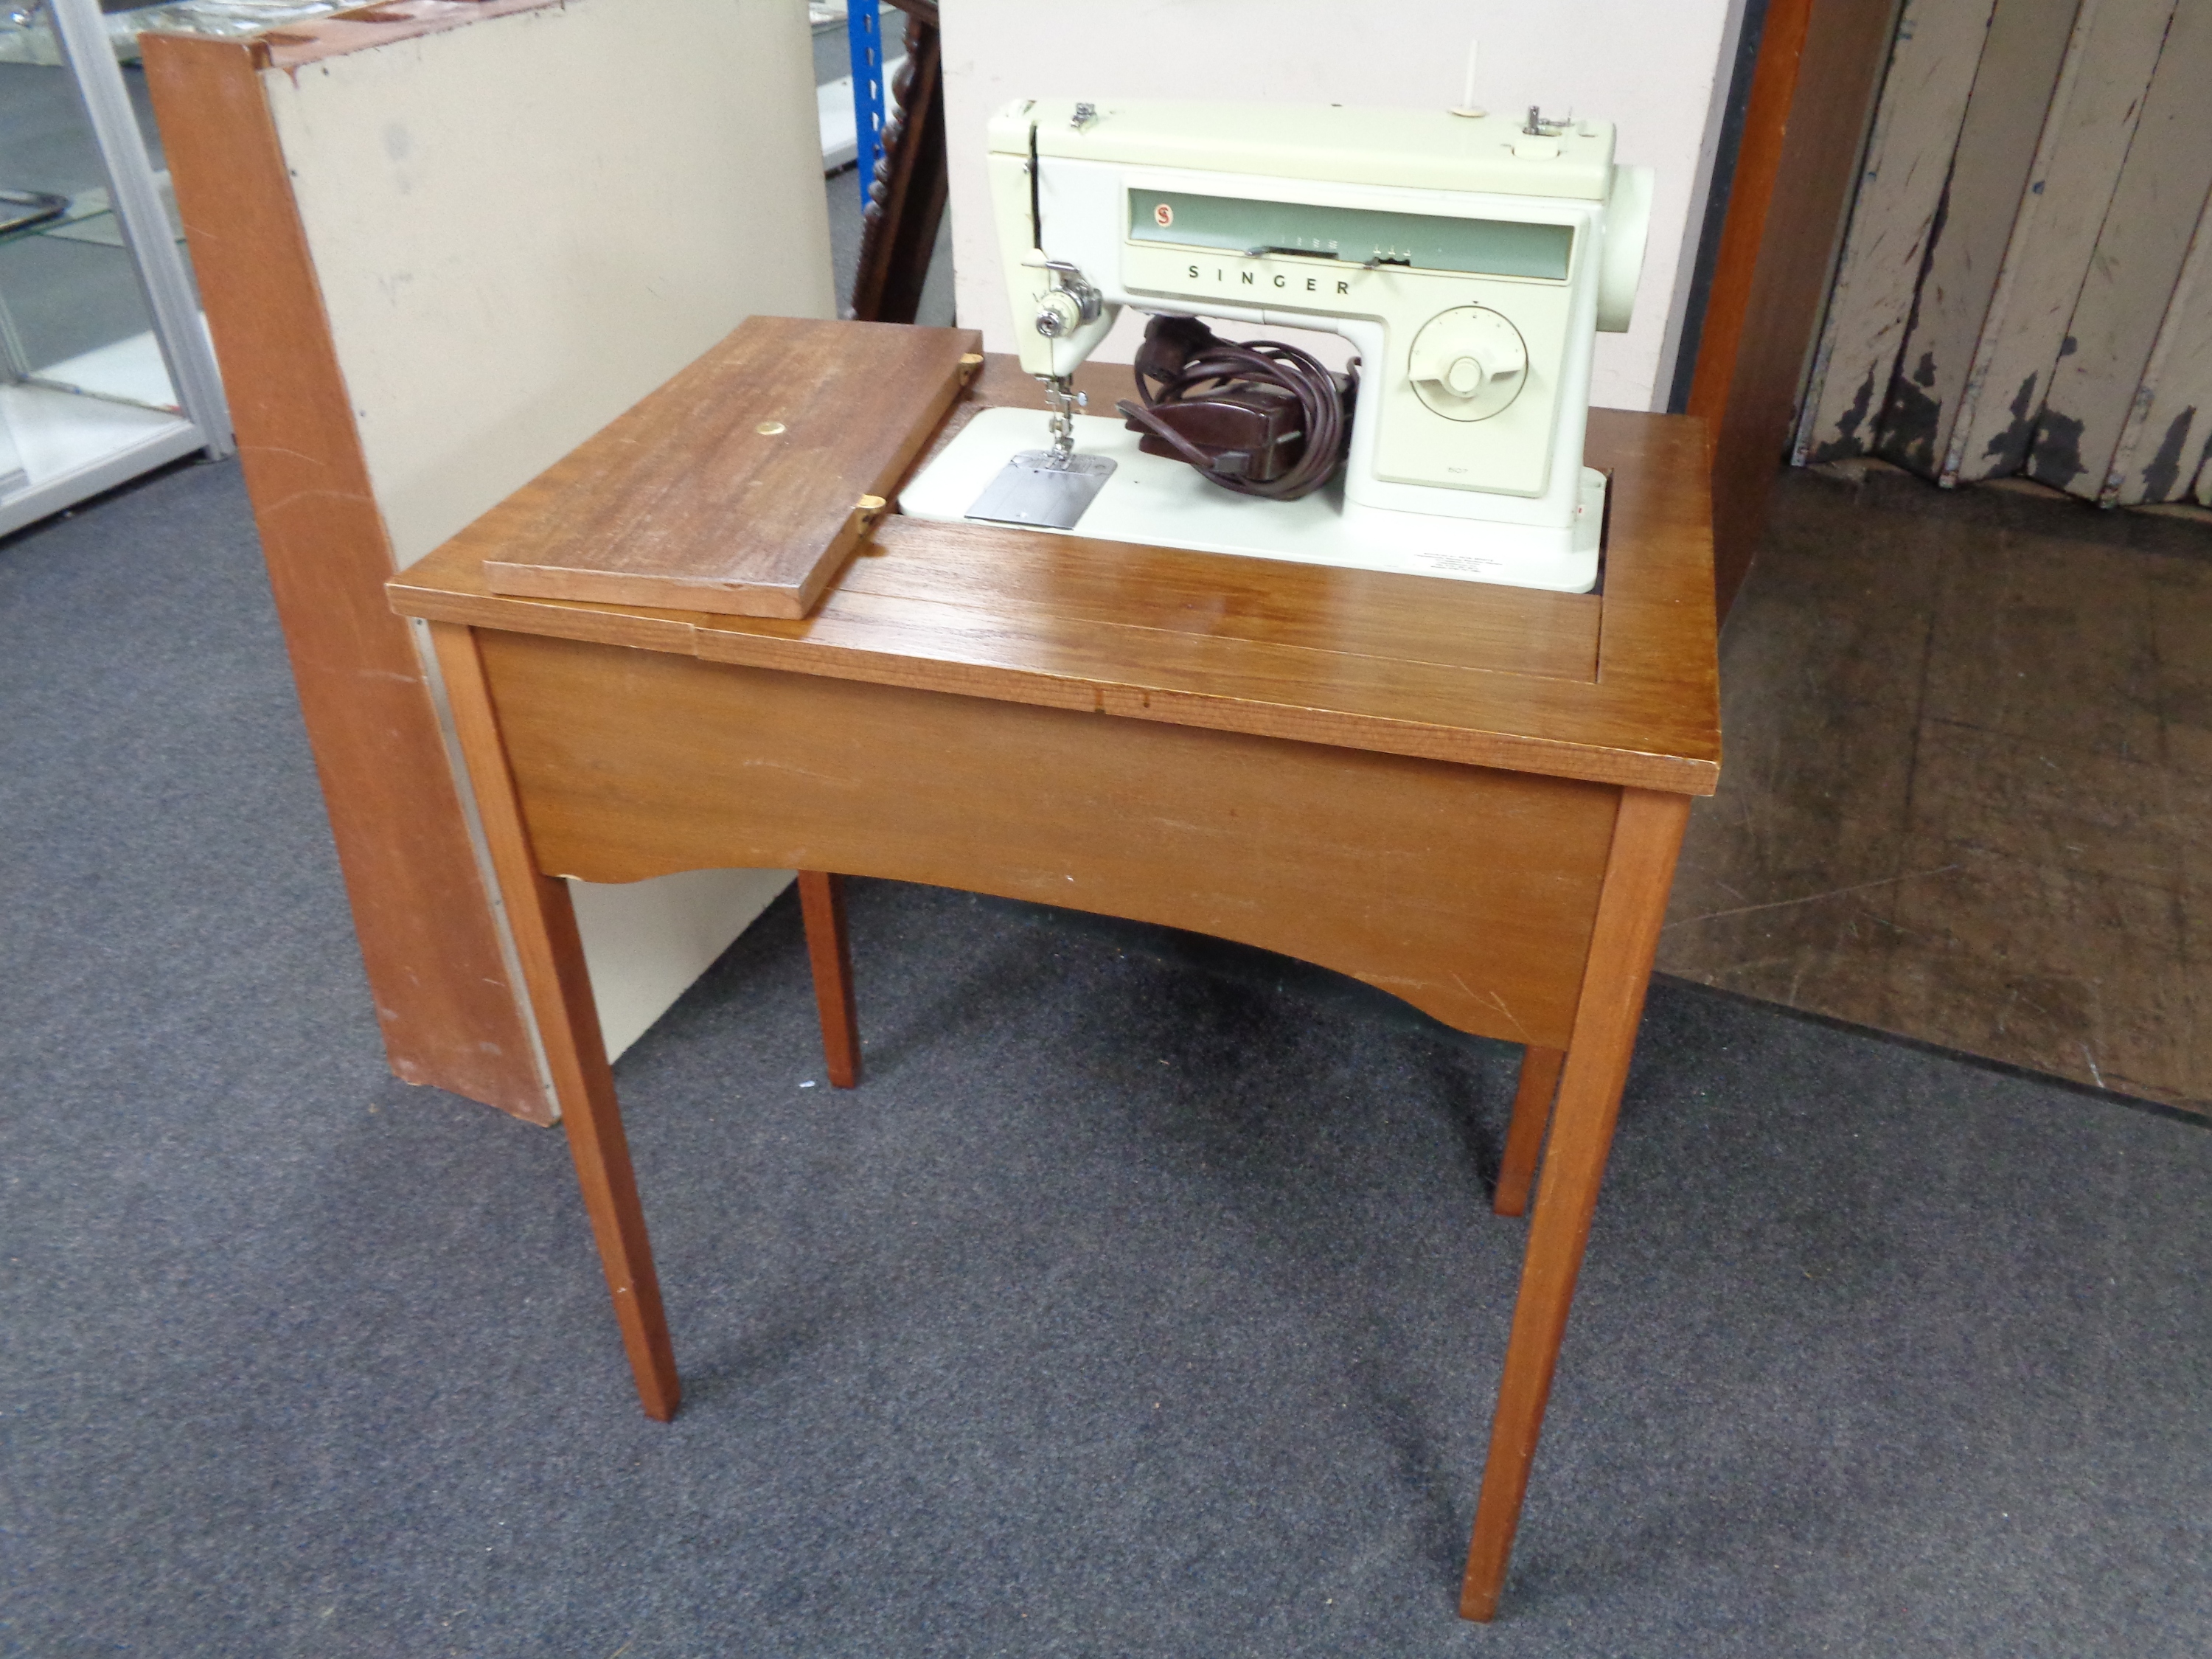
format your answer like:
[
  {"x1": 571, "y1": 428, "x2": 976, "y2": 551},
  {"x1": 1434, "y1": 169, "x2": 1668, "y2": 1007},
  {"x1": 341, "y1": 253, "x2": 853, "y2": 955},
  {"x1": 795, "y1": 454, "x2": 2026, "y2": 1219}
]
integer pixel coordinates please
[{"x1": 965, "y1": 451, "x2": 1117, "y2": 530}]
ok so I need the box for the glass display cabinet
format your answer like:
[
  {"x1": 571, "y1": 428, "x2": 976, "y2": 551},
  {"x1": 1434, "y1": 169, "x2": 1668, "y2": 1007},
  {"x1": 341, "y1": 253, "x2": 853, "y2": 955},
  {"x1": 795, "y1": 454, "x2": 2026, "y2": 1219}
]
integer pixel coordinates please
[{"x1": 0, "y1": 0, "x2": 248, "y2": 536}]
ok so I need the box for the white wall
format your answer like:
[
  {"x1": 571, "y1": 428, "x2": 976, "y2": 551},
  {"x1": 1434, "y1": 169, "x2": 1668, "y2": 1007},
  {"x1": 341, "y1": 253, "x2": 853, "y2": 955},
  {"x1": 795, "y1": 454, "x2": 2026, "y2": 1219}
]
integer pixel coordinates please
[{"x1": 941, "y1": 0, "x2": 1745, "y2": 412}]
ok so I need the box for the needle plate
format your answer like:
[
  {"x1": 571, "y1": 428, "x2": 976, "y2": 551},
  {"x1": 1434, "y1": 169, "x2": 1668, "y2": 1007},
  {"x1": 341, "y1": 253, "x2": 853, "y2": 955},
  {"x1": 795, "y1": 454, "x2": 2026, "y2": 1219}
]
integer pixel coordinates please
[{"x1": 964, "y1": 451, "x2": 1117, "y2": 530}]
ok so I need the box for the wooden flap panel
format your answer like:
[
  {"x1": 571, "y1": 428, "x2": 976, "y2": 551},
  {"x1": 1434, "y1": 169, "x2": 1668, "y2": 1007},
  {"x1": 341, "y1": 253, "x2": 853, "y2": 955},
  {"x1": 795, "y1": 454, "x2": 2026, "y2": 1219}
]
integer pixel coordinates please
[{"x1": 483, "y1": 316, "x2": 982, "y2": 617}]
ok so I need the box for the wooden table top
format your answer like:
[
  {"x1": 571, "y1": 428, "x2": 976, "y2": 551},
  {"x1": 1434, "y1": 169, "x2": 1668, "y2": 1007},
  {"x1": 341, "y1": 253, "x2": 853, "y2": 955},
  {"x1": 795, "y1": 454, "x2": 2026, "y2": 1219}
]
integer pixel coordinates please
[{"x1": 390, "y1": 344, "x2": 1719, "y2": 795}]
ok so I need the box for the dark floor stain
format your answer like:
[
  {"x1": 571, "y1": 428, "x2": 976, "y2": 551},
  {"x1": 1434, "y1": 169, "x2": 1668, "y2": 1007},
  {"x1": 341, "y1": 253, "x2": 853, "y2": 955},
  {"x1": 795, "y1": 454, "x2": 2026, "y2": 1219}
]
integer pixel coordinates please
[
  {"x1": 1912, "y1": 350, "x2": 1938, "y2": 389},
  {"x1": 2166, "y1": 683, "x2": 2212, "y2": 727}
]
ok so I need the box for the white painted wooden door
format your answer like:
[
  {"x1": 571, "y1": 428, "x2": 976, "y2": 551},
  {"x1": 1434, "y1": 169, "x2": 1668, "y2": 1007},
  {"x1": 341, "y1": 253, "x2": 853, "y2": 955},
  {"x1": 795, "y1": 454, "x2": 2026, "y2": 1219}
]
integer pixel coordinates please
[{"x1": 1794, "y1": 0, "x2": 2212, "y2": 507}]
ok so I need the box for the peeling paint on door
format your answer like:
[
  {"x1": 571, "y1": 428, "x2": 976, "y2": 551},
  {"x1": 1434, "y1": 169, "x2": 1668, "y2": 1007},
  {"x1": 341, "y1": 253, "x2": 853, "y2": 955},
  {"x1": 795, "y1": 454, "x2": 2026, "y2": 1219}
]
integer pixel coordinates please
[
  {"x1": 1795, "y1": 0, "x2": 2002, "y2": 465},
  {"x1": 2102, "y1": 178, "x2": 2212, "y2": 504},
  {"x1": 1947, "y1": 0, "x2": 2179, "y2": 481},
  {"x1": 1870, "y1": 0, "x2": 2079, "y2": 481},
  {"x1": 2028, "y1": 1, "x2": 2212, "y2": 498},
  {"x1": 1794, "y1": 0, "x2": 2212, "y2": 506},
  {"x1": 2135, "y1": 408, "x2": 2195, "y2": 501}
]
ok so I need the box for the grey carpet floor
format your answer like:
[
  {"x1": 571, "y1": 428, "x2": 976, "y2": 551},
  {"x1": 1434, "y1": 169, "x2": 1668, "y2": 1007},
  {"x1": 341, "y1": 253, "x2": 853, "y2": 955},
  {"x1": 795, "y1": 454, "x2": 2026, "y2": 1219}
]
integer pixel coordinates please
[{"x1": 4, "y1": 456, "x2": 2210, "y2": 1657}]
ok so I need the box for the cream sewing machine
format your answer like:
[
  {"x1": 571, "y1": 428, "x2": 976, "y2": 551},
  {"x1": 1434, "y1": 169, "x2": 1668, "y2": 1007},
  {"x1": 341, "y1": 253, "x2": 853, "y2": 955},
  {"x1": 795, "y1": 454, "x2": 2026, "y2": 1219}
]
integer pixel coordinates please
[{"x1": 898, "y1": 97, "x2": 1653, "y2": 592}]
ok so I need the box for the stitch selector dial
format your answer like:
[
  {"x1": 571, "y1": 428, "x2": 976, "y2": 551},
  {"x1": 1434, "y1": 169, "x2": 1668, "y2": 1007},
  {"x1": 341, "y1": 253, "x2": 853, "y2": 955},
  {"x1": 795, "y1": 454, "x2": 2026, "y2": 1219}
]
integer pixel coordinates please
[{"x1": 1408, "y1": 305, "x2": 1528, "y2": 422}]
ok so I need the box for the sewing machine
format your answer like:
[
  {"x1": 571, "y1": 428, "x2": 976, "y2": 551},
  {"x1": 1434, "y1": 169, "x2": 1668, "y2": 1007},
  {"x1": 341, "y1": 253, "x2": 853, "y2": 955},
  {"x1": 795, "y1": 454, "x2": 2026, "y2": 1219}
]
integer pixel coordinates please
[{"x1": 898, "y1": 97, "x2": 1652, "y2": 593}]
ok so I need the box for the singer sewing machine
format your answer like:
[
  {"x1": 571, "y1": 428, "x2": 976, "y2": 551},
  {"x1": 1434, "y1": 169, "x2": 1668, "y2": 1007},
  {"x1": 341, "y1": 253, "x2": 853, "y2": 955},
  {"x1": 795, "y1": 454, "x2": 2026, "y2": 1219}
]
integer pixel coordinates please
[{"x1": 898, "y1": 97, "x2": 1652, "y2": 593}]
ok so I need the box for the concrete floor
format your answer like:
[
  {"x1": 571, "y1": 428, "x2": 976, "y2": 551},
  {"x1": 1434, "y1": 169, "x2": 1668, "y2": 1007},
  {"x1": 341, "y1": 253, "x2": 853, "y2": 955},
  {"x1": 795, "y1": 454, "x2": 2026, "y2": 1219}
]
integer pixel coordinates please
[{"x1": 1660, "y1": 463, "x2": 2212, "y2": 1115}]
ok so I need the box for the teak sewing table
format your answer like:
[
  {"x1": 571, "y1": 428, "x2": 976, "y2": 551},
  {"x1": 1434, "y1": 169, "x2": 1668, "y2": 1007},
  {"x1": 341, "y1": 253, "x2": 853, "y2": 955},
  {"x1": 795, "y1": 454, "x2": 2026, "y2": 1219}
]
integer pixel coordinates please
[{"x1": 386, "y1": 323, "x2": 1720, "y2": 1621}]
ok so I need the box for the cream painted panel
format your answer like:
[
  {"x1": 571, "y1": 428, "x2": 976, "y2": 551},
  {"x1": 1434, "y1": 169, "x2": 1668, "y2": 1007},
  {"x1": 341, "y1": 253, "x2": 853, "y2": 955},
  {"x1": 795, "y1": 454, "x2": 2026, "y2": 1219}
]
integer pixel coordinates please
[
  {"x1": 265, "y1": 0, "x2": 835, "y2": 1068},
  {"x1": 1795, "y1": 0, "x2": 1998, "y2": 465},
  {"x1": 267, "y1": 0, "x2": 834, "y2": 566},
  {"x1": 939, "y1": 0, "x2": 1742, "y2": 412},
  {"x1": 568, "y1": 868, "x2": 795, "y2": 1061}
]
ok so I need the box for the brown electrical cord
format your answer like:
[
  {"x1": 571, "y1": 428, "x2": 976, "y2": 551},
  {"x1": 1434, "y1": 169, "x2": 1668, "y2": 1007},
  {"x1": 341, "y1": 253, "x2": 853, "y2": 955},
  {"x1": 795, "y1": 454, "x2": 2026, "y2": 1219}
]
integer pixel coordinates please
[{"x1": 1115, "y1": 315, "x2": 1357, "y2": 501}]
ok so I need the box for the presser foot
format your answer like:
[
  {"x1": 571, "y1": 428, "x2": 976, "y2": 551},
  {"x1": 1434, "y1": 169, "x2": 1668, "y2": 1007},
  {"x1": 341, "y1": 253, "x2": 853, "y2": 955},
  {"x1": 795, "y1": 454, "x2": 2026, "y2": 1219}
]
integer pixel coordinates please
[{"x1": 963, "y1": 376, "x2": 1118, "y2": 529}]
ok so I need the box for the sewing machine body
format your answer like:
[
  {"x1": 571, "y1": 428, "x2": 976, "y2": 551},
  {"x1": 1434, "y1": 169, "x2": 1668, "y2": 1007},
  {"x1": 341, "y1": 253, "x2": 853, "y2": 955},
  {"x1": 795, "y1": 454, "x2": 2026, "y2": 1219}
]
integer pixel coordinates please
[{"x1": 904, "y1": 97, "x2": 1652, "y2": 592}]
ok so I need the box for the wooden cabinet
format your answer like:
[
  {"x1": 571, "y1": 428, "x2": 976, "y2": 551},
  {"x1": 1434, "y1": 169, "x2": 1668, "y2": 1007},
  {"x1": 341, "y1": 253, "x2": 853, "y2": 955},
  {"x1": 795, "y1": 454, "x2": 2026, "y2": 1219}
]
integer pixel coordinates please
[{"x1": 144, "y1": 0, "x2": 836, "y2": 1119}]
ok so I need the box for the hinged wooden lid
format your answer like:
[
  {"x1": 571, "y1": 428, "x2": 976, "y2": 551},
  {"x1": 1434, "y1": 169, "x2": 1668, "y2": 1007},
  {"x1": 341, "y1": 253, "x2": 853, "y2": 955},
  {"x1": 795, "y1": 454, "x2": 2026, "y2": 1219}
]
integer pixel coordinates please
[{"x1": 480, "y1": 316, "x2": 984, "y2": 619}]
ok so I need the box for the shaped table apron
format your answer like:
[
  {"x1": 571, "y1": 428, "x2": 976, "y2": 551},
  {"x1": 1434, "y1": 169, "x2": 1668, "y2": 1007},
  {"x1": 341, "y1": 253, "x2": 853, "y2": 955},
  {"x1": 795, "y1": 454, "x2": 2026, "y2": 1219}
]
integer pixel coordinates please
[{"x1": 476, "y1": 625, "x2": 1622, "y2": 1051}]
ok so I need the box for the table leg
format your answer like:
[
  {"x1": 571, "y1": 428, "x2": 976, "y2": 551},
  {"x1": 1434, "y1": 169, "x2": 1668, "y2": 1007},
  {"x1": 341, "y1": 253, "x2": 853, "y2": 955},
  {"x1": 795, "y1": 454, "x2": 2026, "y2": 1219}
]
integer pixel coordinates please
[
  {"x1": 798, "y1": 870, "x2": 863, "y2": 1088},
  {"x1": 1459, "y1": 787, "x2": 1690, "y2": 1621},
  {"x1": 1493, "y1": 1046, "x2": 1565, "y2": 1219},
  {"x1": 430, "y1": 623, "x2": 681, "y2": 1422}
]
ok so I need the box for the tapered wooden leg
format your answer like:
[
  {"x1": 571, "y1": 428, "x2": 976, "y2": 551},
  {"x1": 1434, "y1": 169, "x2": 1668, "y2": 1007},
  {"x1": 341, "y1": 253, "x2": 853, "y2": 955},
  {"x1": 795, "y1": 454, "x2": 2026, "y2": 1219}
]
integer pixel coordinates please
[
  {"x1": 1493, "y1": 1046, "x2": 1565, "y2": 1218},
  {"x1": 797, "y1": 870, "x2": 861, "y2": 1088},
  {"x1": 431, "y1": 622, "x2": 681, "y2": 1422},
  {"x1": 1460, "y1": 788, "x2": 1691, "y2": 1621}
]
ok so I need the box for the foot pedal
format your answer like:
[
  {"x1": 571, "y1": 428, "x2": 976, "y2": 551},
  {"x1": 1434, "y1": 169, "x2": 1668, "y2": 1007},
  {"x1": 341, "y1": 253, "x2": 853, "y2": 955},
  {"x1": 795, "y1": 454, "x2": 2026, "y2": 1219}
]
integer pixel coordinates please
[{"x1": 964, "y1": 451, "x2": 1116, "y2": 531}]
